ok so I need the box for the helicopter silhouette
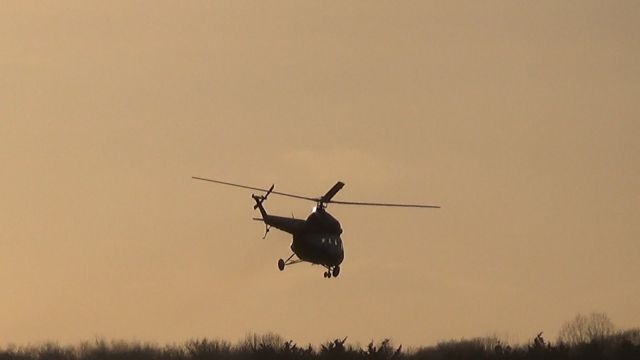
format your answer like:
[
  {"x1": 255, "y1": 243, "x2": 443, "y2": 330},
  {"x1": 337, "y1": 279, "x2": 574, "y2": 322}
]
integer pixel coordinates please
[{"x1": 193, "y1": 177, "x2": 439, "y2": 278}]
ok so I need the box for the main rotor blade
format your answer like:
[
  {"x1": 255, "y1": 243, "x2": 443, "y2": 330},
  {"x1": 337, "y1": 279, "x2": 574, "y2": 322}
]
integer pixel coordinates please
[
  {"x1": 328, "y1": 199, "x2": 441, "y2": 209},
  {"x1": 320, "y1": 181, "x2": 345, "y2": 203},
  {"x1": 192, "y1": 176, "x2": 318, "y2": 202}
]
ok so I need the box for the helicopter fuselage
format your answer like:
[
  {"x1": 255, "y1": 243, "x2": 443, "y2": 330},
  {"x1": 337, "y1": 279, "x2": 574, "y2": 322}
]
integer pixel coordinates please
[
  {"x1": 258, "y1": 206, "x2": 344, "y2": 268},
  {"x1": 291, "y1": 210, "x2": 344, "y2": 267}
]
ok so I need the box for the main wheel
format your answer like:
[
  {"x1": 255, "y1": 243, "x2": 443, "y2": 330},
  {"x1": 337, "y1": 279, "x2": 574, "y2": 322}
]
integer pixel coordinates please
[
  {"x1": 332, "y1": 266, "x2": 340, "y2": 278},
  {"x1": 278, "y1": 259, "x2": 285, "y2": 271}
]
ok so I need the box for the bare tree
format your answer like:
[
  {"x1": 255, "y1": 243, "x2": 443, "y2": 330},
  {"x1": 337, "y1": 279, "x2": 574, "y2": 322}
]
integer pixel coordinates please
[{"x1": 557, "y1": 312, "x2": 616, "y2": 345}]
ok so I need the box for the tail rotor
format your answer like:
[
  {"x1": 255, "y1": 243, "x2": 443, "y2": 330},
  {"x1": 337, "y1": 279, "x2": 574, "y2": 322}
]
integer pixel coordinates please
[{"x1": 252, "y1": 184, "x2": 274, "y2": 209}]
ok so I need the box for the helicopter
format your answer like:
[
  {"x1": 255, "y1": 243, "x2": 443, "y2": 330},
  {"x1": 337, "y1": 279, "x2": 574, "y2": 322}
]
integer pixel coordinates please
[{"x1": 193, "y1": 176, "x2": 439, "y2": 278}]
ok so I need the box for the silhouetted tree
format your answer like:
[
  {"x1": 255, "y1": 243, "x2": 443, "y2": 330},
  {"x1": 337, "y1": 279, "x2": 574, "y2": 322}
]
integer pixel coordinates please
[
  {"x1": 237, "y1": 332, "x2": 284, "y2": 354},
  {"x1": 360, "y1": 339, "x2": 402, "y2": 360},
  {"x1": 557, "y1": 312, "x2": 615, "y2": 345},
  {"x1": 37, "y1": 343, "x2": 75, "y2": 360},
  {"x1": 184, "y1": 338, "x2": 231, "y2": 360},
  {"x1": 319, "y1": 337, "x2": 353, "y2": 360}
]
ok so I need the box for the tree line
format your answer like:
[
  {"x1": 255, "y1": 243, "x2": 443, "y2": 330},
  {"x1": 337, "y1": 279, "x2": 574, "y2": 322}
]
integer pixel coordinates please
[{"x1": 1, "y1": 313, "x2": 638, "y2": 360}]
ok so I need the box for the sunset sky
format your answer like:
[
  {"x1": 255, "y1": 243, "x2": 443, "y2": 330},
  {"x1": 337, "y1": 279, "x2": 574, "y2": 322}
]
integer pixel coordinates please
[{"x1": 1, "y1": 1, "x2": 639, "y2": 347}]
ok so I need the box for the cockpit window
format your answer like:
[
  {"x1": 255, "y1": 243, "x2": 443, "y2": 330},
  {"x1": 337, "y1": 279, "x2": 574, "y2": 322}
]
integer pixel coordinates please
[{"x1": 320, "y1": 235, "x2": 343, "y2": 248}]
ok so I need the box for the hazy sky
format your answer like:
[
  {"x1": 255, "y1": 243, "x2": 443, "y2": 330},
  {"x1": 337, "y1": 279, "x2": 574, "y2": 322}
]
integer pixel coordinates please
[{"x1": 2, "y1": 1, "x2": 639, "y2": 347}]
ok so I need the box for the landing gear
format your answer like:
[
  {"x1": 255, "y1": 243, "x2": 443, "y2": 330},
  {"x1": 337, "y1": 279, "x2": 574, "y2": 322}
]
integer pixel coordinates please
[
  {"x1": 332, "y1": 266, "x2": 340, "y2": 278},
  {"x1": 277, "y1": 253, "x2": 300, "y2": 272},
  {"x1": 323, "y1": 266, "x2": 340, "y2": 279}
]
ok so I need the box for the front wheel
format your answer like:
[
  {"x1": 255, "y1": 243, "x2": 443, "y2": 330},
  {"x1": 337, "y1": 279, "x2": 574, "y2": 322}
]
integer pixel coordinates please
[
  {"x1": 278, "y1": 259, "x2": 285, "y2": 271},
  {"x1": 332, "y1": 266, "x2": 340, "y2": 278}
]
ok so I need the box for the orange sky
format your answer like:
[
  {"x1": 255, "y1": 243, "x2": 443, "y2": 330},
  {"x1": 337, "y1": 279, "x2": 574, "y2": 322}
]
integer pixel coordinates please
[{"x1": 1, "y1": 1, "x2": 639, "y2": 347}]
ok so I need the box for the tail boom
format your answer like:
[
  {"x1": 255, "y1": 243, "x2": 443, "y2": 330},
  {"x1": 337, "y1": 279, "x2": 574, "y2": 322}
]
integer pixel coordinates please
[{"x1": 252, "y1": 189, "x2": 305, "y2": 235}]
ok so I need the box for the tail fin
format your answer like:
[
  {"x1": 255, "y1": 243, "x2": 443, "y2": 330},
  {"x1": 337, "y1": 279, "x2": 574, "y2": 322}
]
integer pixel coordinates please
[
  {"x1": 252, "y1": 185, "x2": 274, "y2": 239},
  {"x1": 252, "y1": 184, "x2": 274, "y2": 219}
]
